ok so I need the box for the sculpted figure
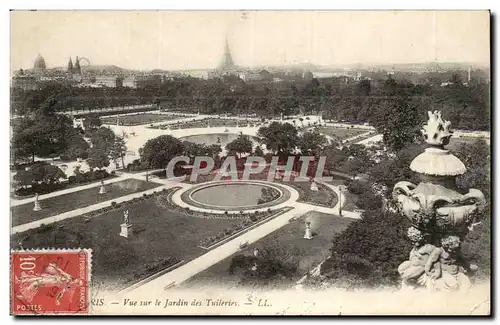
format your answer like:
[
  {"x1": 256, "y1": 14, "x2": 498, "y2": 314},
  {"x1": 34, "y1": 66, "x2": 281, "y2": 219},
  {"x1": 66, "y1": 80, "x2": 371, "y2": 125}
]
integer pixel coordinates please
[
  {"x1": 398, "y1": 227, "x2": 441, "y2": 288},
  {"x1": 429, "y1": 235, "x2": 472, "y2": 291}
]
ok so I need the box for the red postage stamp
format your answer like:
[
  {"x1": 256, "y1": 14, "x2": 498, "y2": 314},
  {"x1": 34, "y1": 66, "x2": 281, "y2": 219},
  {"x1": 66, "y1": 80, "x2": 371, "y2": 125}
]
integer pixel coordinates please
[{"x1": 10, "y1": 249, "x2": 92, "y2": 315}]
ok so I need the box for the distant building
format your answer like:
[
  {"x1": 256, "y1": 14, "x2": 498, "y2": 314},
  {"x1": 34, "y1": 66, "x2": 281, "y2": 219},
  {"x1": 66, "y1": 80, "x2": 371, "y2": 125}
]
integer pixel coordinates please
[
  {"x1": 179, "y1": 70, "x2": 210, "y2": 80},
  {"x1": 239, "y1": 72, "x2": 263, "y2": 82},
  {"x1": 82, "y1": 76, "x2": 124, "y2": 88},
  {"x1": 122, "y1": 74, "x2": 162, "y2": 88},
  {"x1": 33, "y1": 54, "x2": 47, "y2": 74}
]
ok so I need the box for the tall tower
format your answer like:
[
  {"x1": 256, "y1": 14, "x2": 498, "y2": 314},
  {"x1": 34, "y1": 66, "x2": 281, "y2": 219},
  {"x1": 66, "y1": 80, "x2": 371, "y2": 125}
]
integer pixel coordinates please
[
  {"x1": 217, "y1": 36, "x2": 235, "y2": 71},
  {"x1": 67, "y1": 57, "x2": 73, "y2": 73},
  {"x1": 74, "y1": 56, "x2": 82, "y2": 75}
]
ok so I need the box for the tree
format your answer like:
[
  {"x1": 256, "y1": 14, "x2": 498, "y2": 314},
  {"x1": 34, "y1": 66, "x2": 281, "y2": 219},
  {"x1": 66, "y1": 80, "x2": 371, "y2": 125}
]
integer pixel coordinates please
[
  {"x1": 110, "y1": 136, "x2": 127, "y2": 168},
  {"x1": 297, "y1": 131, "x2": 327, "y2": 156},
  {"x1": 83, "y1": 114, "x2": 102, "y2": 130},
  {"x1": 371, "y1": 96, "x2": 424, "y2": 152},
  {"x1": 226, "y1": 135, "x2": 253, "y2": 157},
  {"x1": 319, "y1": 144, "x2": 346, "y2": 171},
  {"x1": 321, "y1": 209, "x2": 412, "y2": 288},
  {"x1": 253, "y1": 146, "x2": 264, "y2": 157},
  {"x1": 257, "y1": 122, "x2": 298, "y2": 156},
  {"x1": 90, "y1": 127, "x2": 116, "y2": 154},
  {"x1": 368, "y1": 144, "x2": 422, "y2": 196},
  {"x1": 87, "y1": 147, "x2": 110, "y2": 170},
  {"x1": 62, "y1": 131, "x2": 90, "y2": 160},
  {"x1": 11, "y1": 110, "x2": 75, "y2": 163},
  {"x1": 139, "y1": 135, "x2": 185, "y2": 169}
]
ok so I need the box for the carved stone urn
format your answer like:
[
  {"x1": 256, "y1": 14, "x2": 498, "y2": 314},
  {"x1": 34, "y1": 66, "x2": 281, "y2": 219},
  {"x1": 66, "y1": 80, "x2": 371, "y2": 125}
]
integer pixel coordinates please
[{"x1": 392, "y1": 111, "x2": 486, "y2": 291}]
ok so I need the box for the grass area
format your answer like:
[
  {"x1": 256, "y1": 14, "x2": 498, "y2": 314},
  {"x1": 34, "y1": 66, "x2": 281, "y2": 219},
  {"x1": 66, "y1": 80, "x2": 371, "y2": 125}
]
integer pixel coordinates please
[
  {"x1": 317, "y1": 126, "x2": 368, "y2": 140},
  {"x1": 183, "y1": 211, "x2": 353, "y2": 289},
  {"x1": 11, "y1": 193, "x2": 244, "y2": 290},
  {"x1": 11, "y1": 179, "x2": 161, "y2": 227},
  {"x1": 287, "y1": 181, "x2": 338, "y2": 207},
  {"x1": 100, "y1": 113, "x2": 181, "y2": 126}
]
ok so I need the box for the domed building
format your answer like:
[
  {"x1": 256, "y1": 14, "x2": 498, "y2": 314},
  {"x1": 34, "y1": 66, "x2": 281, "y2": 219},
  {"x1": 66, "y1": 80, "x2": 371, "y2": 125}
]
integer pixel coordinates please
[{"x1": 33, "y1": 54, "x2": 46, "y2": 72}]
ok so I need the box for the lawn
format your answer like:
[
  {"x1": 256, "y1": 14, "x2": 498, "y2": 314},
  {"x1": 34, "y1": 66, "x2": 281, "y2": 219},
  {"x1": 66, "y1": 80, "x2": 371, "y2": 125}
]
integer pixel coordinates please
[
  {"x1": 100, "y1": 113, "x2": 181, "y2": 126},
  {"x1": 11, "y1": 179, "x2": 161, "y2": 227},
  {"x1": 286, "y1": 180, "x2": 338, "y2": 207},
  {"x1": 11, "y1": 194, "x2": 245, "y2": 291},
  {"x1": 317, "y1": 126, "x2": 368, "y2": 140},
  {"x1": 183, "y1": 211, "x2": 353, "y2": 289}
]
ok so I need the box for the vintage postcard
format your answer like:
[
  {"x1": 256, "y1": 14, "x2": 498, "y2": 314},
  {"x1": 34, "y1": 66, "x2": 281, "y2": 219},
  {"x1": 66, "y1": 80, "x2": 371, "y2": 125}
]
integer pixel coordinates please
[{"x1": 9, "y1": 10, "x2": 491, "y2": 316}]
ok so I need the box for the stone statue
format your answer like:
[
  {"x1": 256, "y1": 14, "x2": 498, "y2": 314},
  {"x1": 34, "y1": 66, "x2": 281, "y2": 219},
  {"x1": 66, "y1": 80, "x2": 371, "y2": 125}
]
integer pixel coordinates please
[
  {"x1": 123, "y1": 210, "x2": 129, "y2": 225},
  {"x1": 33, "y1": 193, "x2": 42, "y2": 211},
  {"x1": 398, "y1": 227, "x2": 441, "y2": 288},
  {"x1": 99, "y1": 180, "x2": 106, "y2": 194},
  {"x1": 392, "y1": 111, "x2": 486, "y2": 291},
  {"x1": 304, "y1": 221, "x2": 313, "y2": 240},
  {"x1": 428, "y1": 235, "x2": 473, "y2": 291}
]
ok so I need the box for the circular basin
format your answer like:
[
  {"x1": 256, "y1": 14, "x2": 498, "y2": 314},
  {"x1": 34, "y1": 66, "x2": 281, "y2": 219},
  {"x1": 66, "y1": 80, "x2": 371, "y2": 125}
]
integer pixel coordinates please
[
  {"x1": 181, "y1": 181, "x2": 291, "y2": 211},
  {"x1": 179, "y1": 133, "x2": 258, "y2": 147}
]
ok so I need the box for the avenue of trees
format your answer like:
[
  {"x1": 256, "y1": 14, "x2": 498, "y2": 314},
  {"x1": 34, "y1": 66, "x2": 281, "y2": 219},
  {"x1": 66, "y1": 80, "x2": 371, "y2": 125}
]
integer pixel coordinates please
[{"x1": 12, "y1": 70, "x2": 490, "y2": 131}]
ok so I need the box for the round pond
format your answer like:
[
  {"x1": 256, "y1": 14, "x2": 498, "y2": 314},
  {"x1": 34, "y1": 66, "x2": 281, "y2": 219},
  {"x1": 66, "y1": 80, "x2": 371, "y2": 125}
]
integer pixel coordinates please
[
  {"x1": 181, "y1": 181, "x2": 292, "y2": 211},
  {"x1": 179, "y1": 133, "x2": 258, "y2": 147}
]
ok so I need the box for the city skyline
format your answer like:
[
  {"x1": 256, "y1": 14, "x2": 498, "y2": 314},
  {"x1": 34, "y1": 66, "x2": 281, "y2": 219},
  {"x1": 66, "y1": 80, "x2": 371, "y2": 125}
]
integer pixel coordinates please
[{"x1": 11, "y1": 11, "x2": 490, "y2": 73}]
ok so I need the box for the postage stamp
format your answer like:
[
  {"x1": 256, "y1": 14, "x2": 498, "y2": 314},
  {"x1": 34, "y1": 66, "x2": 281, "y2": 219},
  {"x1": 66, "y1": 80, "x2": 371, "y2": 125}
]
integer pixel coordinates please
[{"x1": 10, "y1": 249, "x2": 91, "y2": 315}]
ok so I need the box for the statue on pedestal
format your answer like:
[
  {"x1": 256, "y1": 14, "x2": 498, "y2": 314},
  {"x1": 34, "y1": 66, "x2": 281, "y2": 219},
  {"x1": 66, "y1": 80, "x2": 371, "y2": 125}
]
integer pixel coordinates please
[
  {"x1": 392, "y1": 111, "x2": 486, "y2": 291},
  {"x1": 123, "y1": 210, "x2": 129, "y2": 225},
  {"x1": 310, "y1": 181, "x2": 319, "y2": 192},
  {"x1": 120, "y1": 210, "x2": 132, "y2": 238}
]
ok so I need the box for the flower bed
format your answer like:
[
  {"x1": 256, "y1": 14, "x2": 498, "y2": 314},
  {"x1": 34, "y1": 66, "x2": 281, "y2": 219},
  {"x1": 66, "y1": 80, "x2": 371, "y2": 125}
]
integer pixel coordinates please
[
  {"x1": 287, "y1": 181, "x2": 337, "y2": 208},
  {"x1": 257, "y1": 186, "x2": 281, "y2": 205}
]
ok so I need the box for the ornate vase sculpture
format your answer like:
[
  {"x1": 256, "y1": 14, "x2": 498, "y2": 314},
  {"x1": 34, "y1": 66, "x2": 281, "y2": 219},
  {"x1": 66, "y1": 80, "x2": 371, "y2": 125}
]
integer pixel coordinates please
[{"x1": 392, "y1": 111, "x2": 486, "y2": 291}]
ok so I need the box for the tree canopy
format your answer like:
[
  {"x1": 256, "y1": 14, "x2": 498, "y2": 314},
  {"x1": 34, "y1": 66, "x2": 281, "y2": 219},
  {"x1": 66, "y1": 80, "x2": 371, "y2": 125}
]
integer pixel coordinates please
[
  {"x1": 139, "y1": 135, "x2": 185, "y2": 169},
  {"x1": 257, "y1": 122, "x2": 298, "y2": 155},
  {"x1": 226, "y1": 135, "x2": 253, "y2": 157}
]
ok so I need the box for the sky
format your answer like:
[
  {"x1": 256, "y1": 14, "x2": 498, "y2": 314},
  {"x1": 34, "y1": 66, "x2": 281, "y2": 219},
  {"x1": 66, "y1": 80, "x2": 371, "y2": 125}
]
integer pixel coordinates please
[{"x1": 10, "y1": 10, "x2": 490, "y2": 72}]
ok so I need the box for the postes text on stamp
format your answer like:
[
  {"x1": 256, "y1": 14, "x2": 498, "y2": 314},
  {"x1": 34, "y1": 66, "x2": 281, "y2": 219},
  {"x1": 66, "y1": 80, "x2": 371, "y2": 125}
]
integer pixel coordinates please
[{"x1": 11, "y1": 249, "x2": 91, "y2": 315}]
